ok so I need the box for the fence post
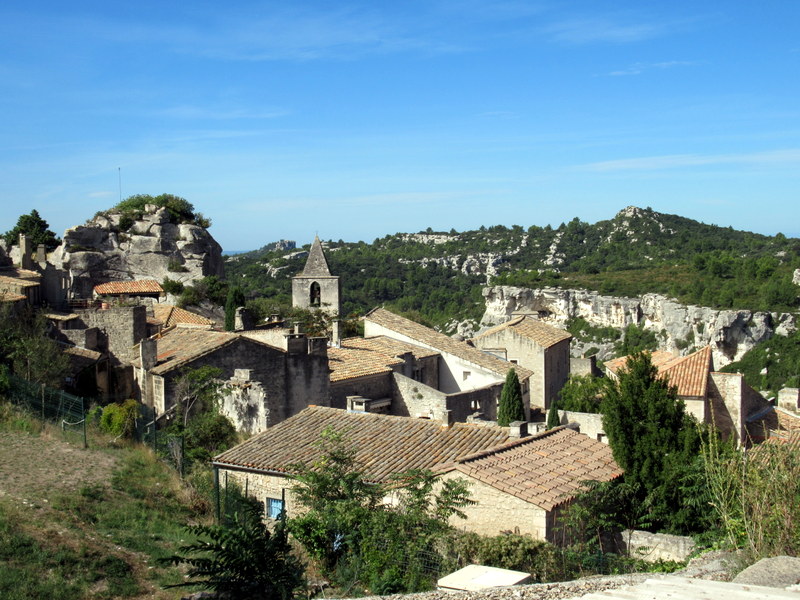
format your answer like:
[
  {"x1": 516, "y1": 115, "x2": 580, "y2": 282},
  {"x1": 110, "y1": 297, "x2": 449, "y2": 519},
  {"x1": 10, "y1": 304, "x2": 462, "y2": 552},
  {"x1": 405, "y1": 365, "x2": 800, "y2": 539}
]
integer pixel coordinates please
[
  {"x1": 82, "y1": 396, "x2": 88, "y2": 449},
  {"x1": 214, "y1": 466, "x2": 221, "y2": 524}
]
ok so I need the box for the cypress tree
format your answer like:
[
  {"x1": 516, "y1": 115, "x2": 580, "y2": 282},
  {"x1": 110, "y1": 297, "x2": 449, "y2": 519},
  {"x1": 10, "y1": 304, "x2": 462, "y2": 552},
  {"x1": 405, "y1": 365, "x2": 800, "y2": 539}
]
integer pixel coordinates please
[
  {"x1": 497, "y1": 369, "x2": 525, "y2": 426},
  {"x1": 546, "y1": 400, "x2": 560, "y2": 430},
  {"x1": 224, "y1": 287, "x2": 245, "y2": 332}
]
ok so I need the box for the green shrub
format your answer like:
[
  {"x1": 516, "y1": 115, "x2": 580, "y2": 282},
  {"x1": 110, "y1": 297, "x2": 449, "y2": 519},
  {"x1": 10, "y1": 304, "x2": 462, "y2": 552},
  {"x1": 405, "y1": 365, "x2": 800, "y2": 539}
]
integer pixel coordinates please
[
  {"x1": 161, "y1": 277, "x2": 184, "y2": 296},
  {"x1": 99, "y1": 400, "x2": 140, "y2": 438},
  {"x1": 167, "y1": 259, "x2": 189, "y2": 273}
]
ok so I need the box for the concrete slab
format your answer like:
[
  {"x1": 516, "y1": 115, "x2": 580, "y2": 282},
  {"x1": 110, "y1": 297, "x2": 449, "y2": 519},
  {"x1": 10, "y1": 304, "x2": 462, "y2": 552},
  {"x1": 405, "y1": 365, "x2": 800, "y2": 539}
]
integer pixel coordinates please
[{"x1": 437, "y1": 564, "x2": 531, "y2": 591}]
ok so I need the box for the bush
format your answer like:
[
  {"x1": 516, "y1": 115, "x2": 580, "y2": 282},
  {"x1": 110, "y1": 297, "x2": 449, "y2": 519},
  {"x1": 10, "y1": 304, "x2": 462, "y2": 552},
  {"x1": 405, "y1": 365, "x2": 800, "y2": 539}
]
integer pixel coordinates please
[
  {"x1": 161, "y1": 277, "x2": 185, "y2": 296},
  {"x1": 99, "y1": 399, "x2": 140, "y2": 439}
]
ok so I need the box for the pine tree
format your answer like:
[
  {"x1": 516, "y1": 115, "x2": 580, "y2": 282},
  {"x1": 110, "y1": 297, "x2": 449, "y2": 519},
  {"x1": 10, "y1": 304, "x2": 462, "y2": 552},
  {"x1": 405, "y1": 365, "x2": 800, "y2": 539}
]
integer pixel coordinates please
[
  {"x1": 3, "y1": 209, "x2": 60, "y2": 251},
  {"x1": 497, "y1": 368, "x2": 525, "y2": 426}
]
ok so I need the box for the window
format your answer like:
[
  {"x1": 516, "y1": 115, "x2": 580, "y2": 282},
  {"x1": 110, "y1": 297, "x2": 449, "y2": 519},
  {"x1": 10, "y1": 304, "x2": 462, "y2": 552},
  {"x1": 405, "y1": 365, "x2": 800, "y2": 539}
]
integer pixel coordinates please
[
  {"x1": 462, "y1": 371, "x2": 471, "y2": 381},
  {"x1": 509, "y1": 359, "x2": 518, "y2": 364},
  {"x1": 266, "y1": 497, "x2": 285, "y2": 519},
  {"x1": 309, "y1": 281, "x2": 321, "y2": 306}
]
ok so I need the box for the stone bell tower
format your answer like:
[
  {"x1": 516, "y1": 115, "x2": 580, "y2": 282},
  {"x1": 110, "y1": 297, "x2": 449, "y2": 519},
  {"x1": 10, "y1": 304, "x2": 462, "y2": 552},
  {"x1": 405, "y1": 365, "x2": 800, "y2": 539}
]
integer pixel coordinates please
[{"x1": 292, "y1": 236, "x2": 341, "y2": 324}]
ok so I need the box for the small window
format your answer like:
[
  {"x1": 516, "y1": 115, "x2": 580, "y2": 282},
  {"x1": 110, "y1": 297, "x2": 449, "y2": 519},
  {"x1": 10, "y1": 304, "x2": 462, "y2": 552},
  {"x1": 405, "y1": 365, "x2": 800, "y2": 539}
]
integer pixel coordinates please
[
  {"x1": 266, "y1": 497, "x2": 285, "y2": 519},
  {"x1": 509, "y1": 359, "x2": 518, "y2": 364},
  {"x1": 463, "y1": 371, "x2": 471, "y2": 381}
]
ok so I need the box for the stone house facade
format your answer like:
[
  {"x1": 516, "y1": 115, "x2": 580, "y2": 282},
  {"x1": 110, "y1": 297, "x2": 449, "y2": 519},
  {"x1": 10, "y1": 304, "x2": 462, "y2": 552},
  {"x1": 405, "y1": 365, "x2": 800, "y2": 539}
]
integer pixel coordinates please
[
  {"x1": 363, "y1": 308, "x2": 533, "y2": 421},
  {"x1": 434, "y1": 426, "x2": 621, "y2": 541},
  {"x1": 131, "y1": 326, "x2": 330, "y2": 433},
  {"x1": 212, "y1": 405, "x2": 512, "y2": 519},
  {"x1": 471, "y1": 315, "x2": 572, "y2": 410}
]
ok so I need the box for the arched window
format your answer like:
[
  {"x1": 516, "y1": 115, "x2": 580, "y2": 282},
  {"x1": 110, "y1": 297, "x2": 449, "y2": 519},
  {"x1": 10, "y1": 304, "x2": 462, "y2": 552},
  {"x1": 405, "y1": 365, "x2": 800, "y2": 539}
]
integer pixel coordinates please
[{"x1": 310, "y1": 281, "x2": 321, "y2": 307}]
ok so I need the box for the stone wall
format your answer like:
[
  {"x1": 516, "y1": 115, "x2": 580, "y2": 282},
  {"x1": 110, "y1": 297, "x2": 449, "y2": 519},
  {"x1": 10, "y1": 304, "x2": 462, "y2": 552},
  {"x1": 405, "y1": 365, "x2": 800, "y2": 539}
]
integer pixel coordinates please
[
  {"x1": 778, "y1": 388, "x2": 800, "y2": 411},
  {"x1": 156, "y1": 336, "x2": 329, "y2": 431},
  {"x1": 75, "y1": 305, "x2": 147, "y2": 364},
  {"x1": 555, "y1": 410, "x2": 606, "y2": 443},
  {"x1": 331, "y1": 373, "x2": 393, "y2": 410},
  {"x1": 613, "y1": 530, "x2": 696, "y2": 562},
  {"x1": 391, "y1": 372, "x2": 447, "y2": 420},
  {"x1": 438, "y1": 471, "x2": 549, "y2": 540},
  {"x1": 221, "y1": 468, "x2": 299, "y2": 517}
]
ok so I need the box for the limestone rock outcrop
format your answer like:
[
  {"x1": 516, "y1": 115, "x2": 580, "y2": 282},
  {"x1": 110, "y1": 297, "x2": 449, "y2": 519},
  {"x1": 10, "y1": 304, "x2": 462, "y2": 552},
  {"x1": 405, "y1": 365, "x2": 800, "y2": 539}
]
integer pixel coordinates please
[
  {"x1": 51, "y1": 205, "x2": 223, "y2": 298},
  {"x1": 481, "y1": 286, "x2": 797, "y2": 367}
]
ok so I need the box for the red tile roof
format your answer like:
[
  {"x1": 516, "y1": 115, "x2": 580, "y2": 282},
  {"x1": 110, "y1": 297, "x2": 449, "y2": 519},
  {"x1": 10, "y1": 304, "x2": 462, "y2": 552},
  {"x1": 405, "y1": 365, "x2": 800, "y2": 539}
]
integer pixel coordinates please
[
  {"x1": 364, "y1": 308, "x2": 532, "y2": 381},
  {"x1": 131, "y1": 327, "x2": 239, "y2": 375},
  {"x1": 327, "y1": 345, "x2": 402, "y2": 383},
  {"x1": 438, "y1": 427, "x2": 621, "y2": 510},
  {"x1": 605, "y1": 347, "x2": 712, "y2": 398},
  {"x1": 151, "y1": 304, "x2": 214, "y2": 327},
  {"x1": 344, "y1": 335, "x2": 440, "y2": 360},
  {"x1": 473, "y1": 315, "x2": 572, "y2": 348},
  {"x1": 213, "y1": 405, "x2": 512, "y2": 483},
  {"x1": 94, "y1": 280, "x2": 164, "y2": 295}
]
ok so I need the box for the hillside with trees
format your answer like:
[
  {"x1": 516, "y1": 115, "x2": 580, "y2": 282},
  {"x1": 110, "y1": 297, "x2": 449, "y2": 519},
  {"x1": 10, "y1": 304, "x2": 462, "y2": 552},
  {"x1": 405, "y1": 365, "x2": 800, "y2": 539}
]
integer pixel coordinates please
[{"x1": 225, "y1": 206, "x2": 800, "y2": 332}]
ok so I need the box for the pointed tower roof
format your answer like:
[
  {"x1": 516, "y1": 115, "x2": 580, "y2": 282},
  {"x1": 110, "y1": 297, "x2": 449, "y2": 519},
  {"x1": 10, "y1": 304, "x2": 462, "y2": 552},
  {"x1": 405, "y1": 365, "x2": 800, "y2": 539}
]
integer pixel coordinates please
[{"x1": 300, "y1": 236, "x2": 332, "y2": 277}]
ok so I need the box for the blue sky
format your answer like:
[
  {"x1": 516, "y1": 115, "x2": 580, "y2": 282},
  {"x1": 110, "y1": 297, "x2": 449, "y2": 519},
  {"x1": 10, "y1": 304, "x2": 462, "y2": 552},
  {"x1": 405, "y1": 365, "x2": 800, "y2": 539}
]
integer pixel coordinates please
[{"x1": 2, "y1": 1, "x2": 799, "y2": 251}]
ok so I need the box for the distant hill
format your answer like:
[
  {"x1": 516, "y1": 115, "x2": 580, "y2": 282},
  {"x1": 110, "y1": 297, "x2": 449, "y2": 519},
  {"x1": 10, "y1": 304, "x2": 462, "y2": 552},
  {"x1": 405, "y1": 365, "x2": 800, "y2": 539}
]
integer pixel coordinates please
[{"x1": 225, "y1": 206, "x2": 800, "y2": 332}]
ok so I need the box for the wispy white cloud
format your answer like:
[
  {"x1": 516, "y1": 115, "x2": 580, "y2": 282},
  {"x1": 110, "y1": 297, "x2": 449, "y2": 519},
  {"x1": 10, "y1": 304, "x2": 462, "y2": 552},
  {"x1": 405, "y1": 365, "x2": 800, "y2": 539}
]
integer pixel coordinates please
[
  {"x1": 155, "y1": 105, "x2": 290, "y2": 120},
  {"x1": 544, "y1": 17, "x2": 662, "y2": 44},
  {"x1": 582, "y1": 149, "x2": 800, "y2": 172},
  {"x1": 606, "y1": 60, "x2": 699, "y2": 76}
]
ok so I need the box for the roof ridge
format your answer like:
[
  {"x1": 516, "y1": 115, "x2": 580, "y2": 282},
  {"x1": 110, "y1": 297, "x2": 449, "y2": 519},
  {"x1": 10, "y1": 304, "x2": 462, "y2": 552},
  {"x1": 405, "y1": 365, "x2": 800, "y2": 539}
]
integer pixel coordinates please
[
  {"x1": 300, "y1": 235, "x2": 333, "y2": 277},
  {"x1": 451, "y1": 426, "x2": 571, "y2": 465}
]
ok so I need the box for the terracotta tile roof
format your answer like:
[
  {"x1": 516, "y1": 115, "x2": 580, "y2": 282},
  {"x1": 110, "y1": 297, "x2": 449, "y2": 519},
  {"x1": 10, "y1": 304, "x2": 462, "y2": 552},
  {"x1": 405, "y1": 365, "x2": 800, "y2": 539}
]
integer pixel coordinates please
[
  {"x1": 0, "y1": 291, "x2": 26, "y2": 302},
  {"x1": 344, "y1": 335, "x2": 440, "y2": 360},
  {"x1": 364, "y1": 308, "x2": 532, "y2": 381},
  {"x1": 605, "y1": 347, "x2": 712, "y2": 398},
  {"x1": 473, "y1": 315, "x2": 572, "y2": 348},
  {"x1": 439, "y1": 427, "x2": 621, "y2": 511},
  {"x1": 63, "y1": 346, "x2": 103, "y2": 375},
  {"x1": 328, "y1": 345, "x2": 403, "y2": 383},
  {"x1": 151, "y1": 304, "x2": 214, "y2": 327},
  {"x1": 213, "y1": 405, "x2": 511, "y2": 483},
  {"x1": 0, "y1": 275, "x2": 40, "y2": 288},
  {"x1": 131, "y1": 327, "x2": 239, "y2": 375},
  {"x1": 94, "y1": 280, "x2": 164, "y2": 295},
  {"x1": 44, "y1": 312, "x2": 79, "y2": 321}
]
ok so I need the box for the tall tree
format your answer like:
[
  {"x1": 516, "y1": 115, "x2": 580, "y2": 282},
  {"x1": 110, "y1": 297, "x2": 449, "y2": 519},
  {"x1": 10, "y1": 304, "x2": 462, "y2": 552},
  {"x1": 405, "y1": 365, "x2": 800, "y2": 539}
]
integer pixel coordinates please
[
  {"x1": 497, "y1": 368, "x2": 525, "y2": 427},
  {"x1": 601, "y1": 352, "x2": 702, "y2": 532},
  {"x1": 224, "y1": 286, "x2": 245, "y2": 331},
  {"x1": 546, "y1": 400, "x2": 560, "y2": 430},
  {"x1": 3, "y1": 209, "x2": 60, "y2": 251}
]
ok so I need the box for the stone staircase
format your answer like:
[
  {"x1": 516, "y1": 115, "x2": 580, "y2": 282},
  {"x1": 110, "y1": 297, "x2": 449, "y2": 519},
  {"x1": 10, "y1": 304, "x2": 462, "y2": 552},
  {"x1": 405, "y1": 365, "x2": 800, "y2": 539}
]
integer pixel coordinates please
[{"x1": 576, "y1": 576, "x2": 799, "y2": 600}]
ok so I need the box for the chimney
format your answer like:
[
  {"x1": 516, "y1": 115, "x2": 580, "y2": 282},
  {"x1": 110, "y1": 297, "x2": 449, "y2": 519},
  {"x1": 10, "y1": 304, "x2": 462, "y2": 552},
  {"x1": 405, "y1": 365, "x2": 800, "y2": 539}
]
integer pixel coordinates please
[
  {"x1": 307, "y1": 336, "x2": 328, "y2": 357},
  {"x1": 18, "y1": 234, "x2": 33, "y2": 270},
  {"x1": 509, "y1": 421, "x2": 529, "y2": 439},
  {"x1": 286, "y1": 332, "x2": 307, "y2": 355},
  {"x1": 140, "y1": 338, "x2": 157, "y2": 370}
]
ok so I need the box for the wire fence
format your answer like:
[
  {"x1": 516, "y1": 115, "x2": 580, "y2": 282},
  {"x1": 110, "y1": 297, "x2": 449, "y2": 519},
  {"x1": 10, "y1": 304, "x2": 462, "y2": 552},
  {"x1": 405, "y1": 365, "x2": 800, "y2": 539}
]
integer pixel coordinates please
[{"x1": 6, "y1": 372, "x2": 88, "y2": 447}]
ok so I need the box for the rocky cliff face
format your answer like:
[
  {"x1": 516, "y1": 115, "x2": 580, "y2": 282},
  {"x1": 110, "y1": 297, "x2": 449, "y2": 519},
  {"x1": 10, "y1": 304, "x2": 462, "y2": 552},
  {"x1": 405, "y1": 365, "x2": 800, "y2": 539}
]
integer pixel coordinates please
[
  {"x1": 51, "y1": 204, "x2": 224, "y2": 298},
  {"x1": 481, "y1": 286, "x2": 798, "y2": 367}
]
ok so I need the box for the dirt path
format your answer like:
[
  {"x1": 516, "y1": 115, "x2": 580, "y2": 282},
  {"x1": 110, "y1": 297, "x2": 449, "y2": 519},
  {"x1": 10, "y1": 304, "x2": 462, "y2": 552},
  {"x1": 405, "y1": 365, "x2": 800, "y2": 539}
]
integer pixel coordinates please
[{"x1": 0, "y1": 430, "x2": 118, "y2": 504}]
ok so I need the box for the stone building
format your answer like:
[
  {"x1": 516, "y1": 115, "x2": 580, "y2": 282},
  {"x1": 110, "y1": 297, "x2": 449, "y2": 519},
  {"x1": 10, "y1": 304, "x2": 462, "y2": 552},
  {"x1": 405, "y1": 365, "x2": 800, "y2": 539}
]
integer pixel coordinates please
[
  {"x1": 604, "y1": 347, "x2": 773, "y2": 446},
  {"x1": 363, "y1": 307, "x2": 533, "y2": 421},
  {"x1": 212, "y1": 405, "x2": 511, "y2": 519},
  {"x1": 471, "y1": 315, "x2": 572, "y2": 410},
  {"x1": 131, "y1": 325, "x2": 330, "y2": 433},
  {"x1": 292, "y1": 236, "x2": 340, "y2": 316},
  {"x1": 435, "y1": 426, "x2": 620, "y2": 541}
]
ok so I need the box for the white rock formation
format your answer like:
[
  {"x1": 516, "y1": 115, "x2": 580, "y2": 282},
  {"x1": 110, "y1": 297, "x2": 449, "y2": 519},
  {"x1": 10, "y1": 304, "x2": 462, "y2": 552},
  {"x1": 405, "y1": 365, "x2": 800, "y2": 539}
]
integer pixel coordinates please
[
  {"x1": 480, "y1": 286, "x2": 797, "y2": 367},
  {"x1": 51, "y1": 205, "x2": 223, "y2": 298}
]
